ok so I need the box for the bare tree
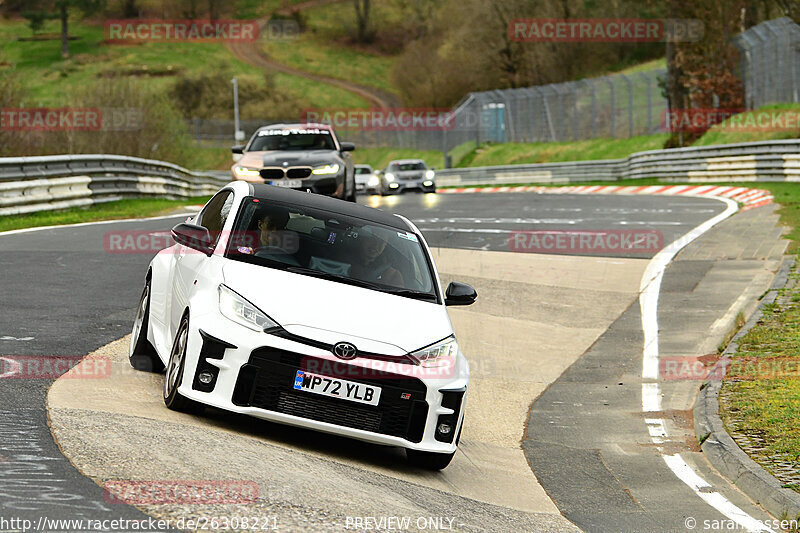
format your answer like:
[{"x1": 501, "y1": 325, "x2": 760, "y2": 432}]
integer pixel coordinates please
[{"x1": 354, "y1": 0, "x2": 371, "y2": 43}]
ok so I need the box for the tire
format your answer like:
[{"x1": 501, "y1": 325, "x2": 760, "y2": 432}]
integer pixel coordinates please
[
  {"x1": 163, "y1": 315, "x2": 202, "y2": 413},
  {"x1": 129, "y1": 279, "x2": 164, "y2": 373},
  {"x1": 406, "y1": 448, "x2": 456, "y2": 470},
  {"x1": 346, "y1": 180, "x2": 357, "y2": 202}
]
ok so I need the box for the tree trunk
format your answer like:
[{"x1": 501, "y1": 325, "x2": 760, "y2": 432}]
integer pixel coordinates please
[
  {"x1": 123, "y1": 0, "x2": 138, "y2": 18},
  {"x1": 208, "y1": 0, "x2": 218, "y2": 22},
  {"x1": 185, "y1": 0, "x2": 198, "y2": 19},
  {"x1": 354, "y1": 0, "x2": 370, "y2": 43},
  {"x1": 60, "y1": 3, "x2": 69, "y2": 59}
]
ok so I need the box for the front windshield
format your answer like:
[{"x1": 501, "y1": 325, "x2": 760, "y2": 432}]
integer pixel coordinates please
[
  {"x1": 354, "y1": 167, "x2": 372, "y2": 174},
  {"x1": 226, "y1": 197, "x2": 438, "y2": 301},
  {"x1": 389, "y1": 162, "x2": 427, "y2": 171},
  {"x1": 248, "y1": 128, "x2": 337, "y2": 151}
]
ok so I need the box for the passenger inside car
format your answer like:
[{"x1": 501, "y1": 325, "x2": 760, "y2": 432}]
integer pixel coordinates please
[{"x1": 349, "y1": 228, "x2": 405, "y2": 287}]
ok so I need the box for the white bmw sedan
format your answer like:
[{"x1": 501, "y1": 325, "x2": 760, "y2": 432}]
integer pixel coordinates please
[{"x1": 129, "y1": 181, "x2": 476, "y2": 469}]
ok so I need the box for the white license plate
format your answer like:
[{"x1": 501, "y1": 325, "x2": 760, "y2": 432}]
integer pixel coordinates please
[
  {"x1": 293, "y1": 370, "x2": 381, "y2": 406},
  {"x1": 270, "y1": 179, "x2": 302, "y2": 188}
]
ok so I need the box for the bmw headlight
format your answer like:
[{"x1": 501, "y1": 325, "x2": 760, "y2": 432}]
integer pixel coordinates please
[
  {"x1": 312, "y1": 163, "x2": 340, "y2": 175},
  {"x1": 233, "y1": 166, "x2": 261, "y2": 179},
  {"x1": 384, "y1": 173, "x2": 395, "y2": 182},
  {"x1": 218, "y1": 284, "x2": 278, "y2": 331},
  {"x1": 425, "y1": 169, "x2": 435, "y2": 179},
  {"x1": 413, "y1": 336, "x2": 459, "y2": 368}
]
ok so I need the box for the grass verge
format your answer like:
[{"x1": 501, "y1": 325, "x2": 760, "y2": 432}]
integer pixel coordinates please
[
  {"x1": 0, "y1": 196, "x2": 211, "y2": 233},
  {"x1": 456, "y1": 135, "x2": 670, "y2": 167},
  {"x1": 0, "y1": 18, "x2": 365, "y2": 110},
  {"x1": 719, "y1": 272, "x2": 800, "y2": 488}
]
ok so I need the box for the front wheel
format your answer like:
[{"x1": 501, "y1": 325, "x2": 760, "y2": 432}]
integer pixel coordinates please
[
  {"x1": 406, "y1": 448, "x2": 456, "y2": 470},
  {"x1": 164, "y1": 316, "x2": 201, "y2": 413},
  {"x1": 129, "y1": 279, "x2": 164, "y2": 373}
]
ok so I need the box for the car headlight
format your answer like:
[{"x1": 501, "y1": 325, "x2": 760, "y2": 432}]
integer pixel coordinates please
[
  {"x1": 425, "y1": 169, "x2": 435, "y2": 179},
  {"x1": 384, "y1": 172, "x2": 395, "y2": 182},
  {"x1": 312, "y1": 163, "x2": 340, "y2": 175},
  {"x1": 233, "y1": 166, "x2": 261, "y2": 178},
  {"x1": 413, "y1": 336, "x2": 459, "y2": 368},
  {"x1": 367, "y1": 176, "x2": 380, "y2": 187},
  {"x1": 218, "y1": 284, "x2": 278, "y2": 331}
]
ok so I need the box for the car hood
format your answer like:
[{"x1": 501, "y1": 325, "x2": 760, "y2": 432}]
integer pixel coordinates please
[
  {"x1": 237, "y1": 150, "x2": 341, "y2": 169},
  {"x1": 222, "y1": 260, "x2": 451, "y2": 356}
]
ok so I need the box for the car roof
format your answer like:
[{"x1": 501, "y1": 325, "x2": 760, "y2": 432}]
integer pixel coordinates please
[
  {"x1": 254, "y1": 123, "x2": 333, "y2": 133},
  {"x1": 247, "y1": 184, "x2": 412, "y2": 231},
  {"x1": 354, "y1": 164, "x2": 372, "y2": 168},
  {"x1": 389, "y1": 159, "x2": 426, "y2": 165}
]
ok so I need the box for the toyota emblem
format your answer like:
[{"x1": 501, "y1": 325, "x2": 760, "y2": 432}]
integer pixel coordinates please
[{"x1": 333, "y1": 342, "x2": 357, "y2": 360}]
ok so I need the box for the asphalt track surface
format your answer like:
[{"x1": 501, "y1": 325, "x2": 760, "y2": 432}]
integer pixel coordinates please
[{"x1": 0, "y1": 192, "x2": 741, "y2": 530}]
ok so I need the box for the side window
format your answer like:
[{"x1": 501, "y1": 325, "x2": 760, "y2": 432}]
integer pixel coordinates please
[{"x1": 197, "y1": 190, "x2": 234, "y2": 244}]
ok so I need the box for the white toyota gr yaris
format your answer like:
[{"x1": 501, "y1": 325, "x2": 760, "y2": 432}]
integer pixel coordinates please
[{"x1": 129, "y1": 181, "x2": 476, "y2": 469}]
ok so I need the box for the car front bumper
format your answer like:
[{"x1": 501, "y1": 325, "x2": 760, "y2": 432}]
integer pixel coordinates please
[
  {"x1": 176, "y1": 312, "x2": 468, "y2": 454},
  {"x1": 383, "y1": 179, "x2": 436, "y2": 194},
  {"x1": 233, "y1": 173, "x2": 346, "y2": 198}
]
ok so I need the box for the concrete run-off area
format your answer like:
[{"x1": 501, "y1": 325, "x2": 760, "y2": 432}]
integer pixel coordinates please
[{"x1": 47, "y1": 247, "x2": 650, "y2": 532}]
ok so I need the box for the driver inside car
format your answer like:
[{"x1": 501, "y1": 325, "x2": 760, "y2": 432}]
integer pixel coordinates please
[
  {"x1": 350, "y1": 228, "x2": 404, "y2": 287},
  {"x1": 254, "y1": 205, "x2": 301, "y2": 266}
]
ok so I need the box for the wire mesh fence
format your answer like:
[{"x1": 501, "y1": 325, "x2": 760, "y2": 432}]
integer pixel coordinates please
[
  {"x1": 191, "y1": 17, "x2": 800, "y2": 162},
  {"x1": 735, "y1": 17, "x2": 800, "y2": 109},
  {"x1": 188, "y1": 67, "x2": 669, "y2": 155}
]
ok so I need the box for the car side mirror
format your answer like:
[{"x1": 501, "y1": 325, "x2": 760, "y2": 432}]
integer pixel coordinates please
[
  {"x1": 445, "y1": 282, "x2": 477, "y2": 306},
  {"x1": 340, "y1": 142, "x2": 356, "y2": 152},
  {"x1": 171, "y1": 223, "x2": 214, "y2": 256},
  {"x1": 231, "y1": 145, "x2": 245, "y2": 154}
]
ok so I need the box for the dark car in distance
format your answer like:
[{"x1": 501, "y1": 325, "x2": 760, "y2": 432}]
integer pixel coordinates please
[{"x1": 231, "y1": 123, "x2": 357, "y2": 202}]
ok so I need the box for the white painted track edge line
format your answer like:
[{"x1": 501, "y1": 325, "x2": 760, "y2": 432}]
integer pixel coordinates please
[
  {"x1": 0, "y1": 212, "x2": 197, "y2": 237},
  {"x1": 638, "y1": 196, "x2": 773, "y2": 532}
]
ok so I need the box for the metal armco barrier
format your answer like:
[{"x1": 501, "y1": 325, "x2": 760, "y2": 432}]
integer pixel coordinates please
[
  {"x1": 0, "y1": 155, "x2": 229, "y2": 216},
  {"x1": 2, "y1": 140, "x2": 800, "y2": 215},
  {"x1": 434, "y1": 139, "x2": 800, "y2": 187}
]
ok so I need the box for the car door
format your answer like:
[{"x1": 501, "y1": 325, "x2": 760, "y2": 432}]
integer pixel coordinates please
[{"x1": 168, "y1": 189, "x2": 235, "y2": 339}]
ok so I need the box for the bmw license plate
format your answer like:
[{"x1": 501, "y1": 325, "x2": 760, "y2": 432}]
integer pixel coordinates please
[
  {"x1": 293, "y1": 370, "x2": 381, "y2": 406},
  {"x1": 270, "y1": 179, "x2": 302, "y2": 188}
]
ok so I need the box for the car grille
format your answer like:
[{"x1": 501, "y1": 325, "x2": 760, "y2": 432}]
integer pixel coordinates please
[
  {"x1": 259, "y1": 167, "x2": 312, "y2": 180},
  {"x1": 232, "y1": 348, "x2": 429, "y2": 443}
]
